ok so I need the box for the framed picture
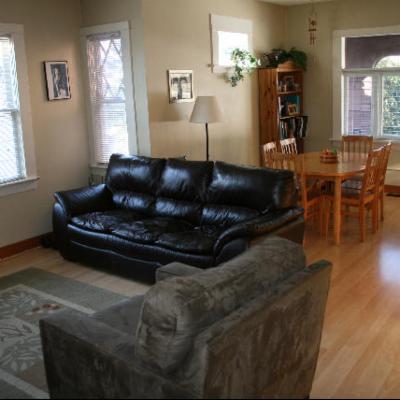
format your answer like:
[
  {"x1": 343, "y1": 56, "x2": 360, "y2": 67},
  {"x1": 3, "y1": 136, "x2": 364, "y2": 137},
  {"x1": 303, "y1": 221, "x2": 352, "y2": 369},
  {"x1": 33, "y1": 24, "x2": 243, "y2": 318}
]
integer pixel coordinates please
[
  {"x1": 283, "y1": 75, "x2": 295, "y2": 91},
  {"x1": 168, "y1": 70, "x2": 194, "y2": 103},
  {"x1": 44, "y1": 61, "x2": 71, "y2": 101},
  {"x1": 287, "y1": 103, "x2": 299, "y2": 116}
]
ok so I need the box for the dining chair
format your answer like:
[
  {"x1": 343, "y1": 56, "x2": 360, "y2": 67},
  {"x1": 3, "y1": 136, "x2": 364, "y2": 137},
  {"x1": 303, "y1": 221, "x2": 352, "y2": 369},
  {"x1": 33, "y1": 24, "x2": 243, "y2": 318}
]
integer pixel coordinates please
[
  {"x1": 325, "y1": 147, "x2": 384, "y2": 242},
  {"x1": 341, "y1": 135, "x2": 373, "y2": 157},
  {"x1": 261, "y1": 141, "x2": 278, "y2": 167},
  {"x1": 280, "y1": 138, "x2": 298, "y2": 155},
  {"x1": 269, "y1": 153, "x2": 324, "y2": 227}
]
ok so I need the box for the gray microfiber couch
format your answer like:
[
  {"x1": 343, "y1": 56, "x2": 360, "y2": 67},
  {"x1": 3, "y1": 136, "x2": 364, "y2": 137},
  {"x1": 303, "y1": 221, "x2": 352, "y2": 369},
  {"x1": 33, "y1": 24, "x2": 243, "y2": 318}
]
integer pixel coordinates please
[{"x1": 40, "y1": 237, "x2": 332, "y2": 399}]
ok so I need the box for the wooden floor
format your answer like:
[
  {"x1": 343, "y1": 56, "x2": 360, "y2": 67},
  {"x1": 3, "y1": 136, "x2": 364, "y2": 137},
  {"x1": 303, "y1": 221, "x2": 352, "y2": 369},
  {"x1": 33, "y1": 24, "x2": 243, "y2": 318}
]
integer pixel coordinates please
[{"x1": 1, "y1": 195, "x2": 400, "y2": 398}]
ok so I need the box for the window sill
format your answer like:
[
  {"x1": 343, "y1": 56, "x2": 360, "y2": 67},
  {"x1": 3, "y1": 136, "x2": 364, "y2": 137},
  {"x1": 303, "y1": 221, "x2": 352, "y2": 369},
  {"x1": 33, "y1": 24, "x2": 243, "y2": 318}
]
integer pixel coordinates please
[
  {"x1": 0, "y1": 177, "x2": 39, "y2": 198},
  {"x1": 330, "y1": 137, "x2": 400, "y2": 146}
]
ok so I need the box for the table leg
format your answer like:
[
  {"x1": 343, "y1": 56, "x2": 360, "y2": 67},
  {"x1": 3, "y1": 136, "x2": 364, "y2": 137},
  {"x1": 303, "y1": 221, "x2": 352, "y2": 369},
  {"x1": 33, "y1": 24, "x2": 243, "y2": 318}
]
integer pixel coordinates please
[{"x1": 333, "y1": 177, "x2": 342, "y2": 245}]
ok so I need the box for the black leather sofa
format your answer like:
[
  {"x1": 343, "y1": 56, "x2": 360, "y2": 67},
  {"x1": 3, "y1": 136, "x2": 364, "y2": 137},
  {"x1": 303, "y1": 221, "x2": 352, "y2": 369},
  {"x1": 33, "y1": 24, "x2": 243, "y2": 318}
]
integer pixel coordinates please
[{"x1": 53, "y1": 154, "x2": 305, "y2": 281}]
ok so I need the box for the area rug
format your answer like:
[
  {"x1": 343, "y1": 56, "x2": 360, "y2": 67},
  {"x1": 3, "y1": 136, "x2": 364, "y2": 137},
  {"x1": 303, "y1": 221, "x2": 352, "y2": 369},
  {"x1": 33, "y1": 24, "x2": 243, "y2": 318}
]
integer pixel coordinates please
[{"x1": 0, "y1": 268, "x2": 128, "y2": 399}]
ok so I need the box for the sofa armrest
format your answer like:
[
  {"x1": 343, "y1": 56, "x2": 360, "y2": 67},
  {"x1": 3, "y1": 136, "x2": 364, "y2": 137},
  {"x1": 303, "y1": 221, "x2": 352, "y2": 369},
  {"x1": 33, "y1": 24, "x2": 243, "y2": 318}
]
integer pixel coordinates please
[
  {"x1": 214, "y1": 207, "x2": 304, "y2": 254},
  {"x1": 40, "y1": 310, "x2": 191, "y2": 399},
  {"x1": 54, "y1": 184, "x2": 113, "y2": 219},
  {"x1": 156, "y1": 262, "x2": 203, "y2": 282}
]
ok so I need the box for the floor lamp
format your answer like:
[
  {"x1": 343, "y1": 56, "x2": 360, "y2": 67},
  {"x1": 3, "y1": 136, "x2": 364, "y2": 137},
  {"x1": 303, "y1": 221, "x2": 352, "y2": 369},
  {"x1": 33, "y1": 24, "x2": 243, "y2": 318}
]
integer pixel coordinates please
[{"x1": 190, "y1": 96, "x2": 223, "y2": 161}]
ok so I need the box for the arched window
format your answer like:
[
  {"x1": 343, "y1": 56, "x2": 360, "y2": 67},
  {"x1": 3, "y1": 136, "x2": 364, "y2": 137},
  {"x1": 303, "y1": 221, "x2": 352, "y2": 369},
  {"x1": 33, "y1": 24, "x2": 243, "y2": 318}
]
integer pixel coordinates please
[
  {"x1": 342, "y1": 35, "x2": 400, "y2": 138},
  {"x1": 375, "y1": 55, "x2": 400, "y2": 69}
]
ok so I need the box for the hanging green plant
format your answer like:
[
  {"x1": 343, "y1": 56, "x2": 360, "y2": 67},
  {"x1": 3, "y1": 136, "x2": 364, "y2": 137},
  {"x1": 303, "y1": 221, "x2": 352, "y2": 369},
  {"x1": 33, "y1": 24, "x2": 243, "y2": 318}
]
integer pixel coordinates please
[{"x1": 227, "y1": 49, "x2": 260, "y2": 87}]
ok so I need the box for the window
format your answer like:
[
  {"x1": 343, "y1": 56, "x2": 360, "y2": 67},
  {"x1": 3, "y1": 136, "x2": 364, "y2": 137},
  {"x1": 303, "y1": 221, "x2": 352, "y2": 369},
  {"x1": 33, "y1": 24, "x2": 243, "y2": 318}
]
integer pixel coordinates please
[
  {"x1": 0, "y1": 35, "x2": 25, "y2": 184},
  {"x1": 81, "y1": 22, "x2": 137, "y2": 165},
  {"x1": 211, "y1": 15, "x2": 253, "y2": 73},
  {"x1": 335, "y1": 30, "x2": 400, "y2": 139},
  {"x1": 0, "y1": 24, "x2": 37, "y2": 196}
]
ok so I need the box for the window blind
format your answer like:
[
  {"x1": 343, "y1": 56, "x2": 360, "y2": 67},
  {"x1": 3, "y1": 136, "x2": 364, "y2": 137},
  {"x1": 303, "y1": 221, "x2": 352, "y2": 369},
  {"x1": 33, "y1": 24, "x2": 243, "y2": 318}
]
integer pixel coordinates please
[
  {"x1": 86, "y1": 32, "x2": 129, "y2": 164},
  {"x1": 343, "y1": 74, "x2": 374, "y2": 136},
  {"x1": 0, "y1": 35, "x2": 26, "y2": 184}
]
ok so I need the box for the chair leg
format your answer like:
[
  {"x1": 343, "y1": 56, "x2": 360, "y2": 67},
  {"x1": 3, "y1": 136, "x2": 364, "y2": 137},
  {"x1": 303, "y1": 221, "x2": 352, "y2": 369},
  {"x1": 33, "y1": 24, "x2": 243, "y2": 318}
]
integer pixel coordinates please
[
  {"x1": 319, "y1": 200, "x2": 324, "y2": 234},
  {"x1": 380, "y1": 191, "x2": 384, "y2": 222},
  {"x1": 360, "y1": 206, "x2": 366, "y2": 242},
  {"x1": 324, "y1": 198, "x2": 330, "y2": 240},
  {"x1": 372, "y1": 199, "x2": 378, "y2": 234}
]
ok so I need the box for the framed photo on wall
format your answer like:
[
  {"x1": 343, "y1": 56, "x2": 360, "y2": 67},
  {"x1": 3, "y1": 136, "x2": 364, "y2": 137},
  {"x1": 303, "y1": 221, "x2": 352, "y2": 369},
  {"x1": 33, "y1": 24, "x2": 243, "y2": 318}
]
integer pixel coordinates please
[
  {"x1": 44, "y1": 61, "x2": 71, "y2": 101},
  {"x1": 168, "y1": 70, "x2": 194, "y2": 103}
]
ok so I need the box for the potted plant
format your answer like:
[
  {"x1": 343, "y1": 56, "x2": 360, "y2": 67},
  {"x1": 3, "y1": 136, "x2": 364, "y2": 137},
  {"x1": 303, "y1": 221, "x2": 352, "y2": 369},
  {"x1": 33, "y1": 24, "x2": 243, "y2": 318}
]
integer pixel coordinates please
[
  {"x1": 265, "y1": 47, "x2": 307, "y2": 71},
  {"x1": 227, "y1": 48, "x2": 260, "y2": 87}
]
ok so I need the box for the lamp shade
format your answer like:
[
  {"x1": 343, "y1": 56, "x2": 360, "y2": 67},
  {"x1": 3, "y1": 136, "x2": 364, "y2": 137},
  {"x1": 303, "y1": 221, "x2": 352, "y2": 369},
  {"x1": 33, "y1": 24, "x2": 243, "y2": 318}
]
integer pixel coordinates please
[{"x1": 190, "y1": 96, "x2": 223, "y2": 124}]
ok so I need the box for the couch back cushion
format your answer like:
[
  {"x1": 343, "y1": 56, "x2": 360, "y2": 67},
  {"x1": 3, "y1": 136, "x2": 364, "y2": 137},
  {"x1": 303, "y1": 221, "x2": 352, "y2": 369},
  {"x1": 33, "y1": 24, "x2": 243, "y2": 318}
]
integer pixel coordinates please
[
  {"x1": 207, "y1": 162, "x2": 297, "y2": 213},
  {"x1": 157, "y1": 159, "x2": 213, "y2": 202},
  {"x1": 135, "y1": 236, "x2": 306, "y2": 374},
  {"x1": 106, "y1": 154, "x2": 165, "y2": 214},
  {"x1": 151, "y1": 159, "x2": 213, "y2": 224},
  {"x1": 106, "y1": 154, "x2": 165, "y2": 195}
]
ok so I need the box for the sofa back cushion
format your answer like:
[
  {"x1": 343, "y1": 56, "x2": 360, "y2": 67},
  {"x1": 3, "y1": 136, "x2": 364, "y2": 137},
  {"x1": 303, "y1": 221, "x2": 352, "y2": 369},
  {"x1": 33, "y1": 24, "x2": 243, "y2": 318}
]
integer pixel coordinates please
[
  {"x1": 106, "y1": 154, "x2": 165, "y2": 214},
  {"x1": 135, "y1": 236, "x2": 306, "y2": 374},
  {"x1": 106, "y1": 154, "x2": 165, "y2": 195},
  {"x1": 157, "y1": 159, "x2": 213, "y2": 202},
  {"x1": 207, "y1": 162, "x2": 297, "y2": 213},
  {"x1": 151, "y1": 159, "x2": 213, "y2": 224}
]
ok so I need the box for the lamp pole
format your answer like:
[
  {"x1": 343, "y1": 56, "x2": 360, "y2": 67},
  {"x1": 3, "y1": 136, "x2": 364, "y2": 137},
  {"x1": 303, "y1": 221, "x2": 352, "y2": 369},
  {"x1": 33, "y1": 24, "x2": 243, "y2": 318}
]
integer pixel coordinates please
[{"x1": 205, "y1": 122, "x2": 209, "y2": 161}]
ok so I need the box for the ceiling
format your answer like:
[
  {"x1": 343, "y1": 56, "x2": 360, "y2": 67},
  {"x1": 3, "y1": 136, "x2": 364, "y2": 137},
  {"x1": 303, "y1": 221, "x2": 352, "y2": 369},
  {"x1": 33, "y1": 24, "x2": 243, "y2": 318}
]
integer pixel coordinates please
[{"x1": 261, "y1": 0, "x2": 333, "y2": 6}]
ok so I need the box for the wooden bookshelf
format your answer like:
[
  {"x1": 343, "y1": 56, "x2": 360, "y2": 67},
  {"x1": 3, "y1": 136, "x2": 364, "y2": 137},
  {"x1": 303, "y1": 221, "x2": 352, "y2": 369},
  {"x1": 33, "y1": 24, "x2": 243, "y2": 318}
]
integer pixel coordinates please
[{"x1": 258, "y1": 67, "x2": 306, "y2": 162}]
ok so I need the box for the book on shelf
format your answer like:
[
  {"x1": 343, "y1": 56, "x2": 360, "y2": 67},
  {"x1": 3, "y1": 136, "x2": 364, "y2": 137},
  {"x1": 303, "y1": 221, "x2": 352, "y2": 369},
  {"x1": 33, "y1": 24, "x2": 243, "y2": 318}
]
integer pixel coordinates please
[
  {"x1": 279, "y1": 95, "x2": 301, "y2": 118},
  {"x1": 279, "y1": 115, "x2": 308, "y2": 140}
]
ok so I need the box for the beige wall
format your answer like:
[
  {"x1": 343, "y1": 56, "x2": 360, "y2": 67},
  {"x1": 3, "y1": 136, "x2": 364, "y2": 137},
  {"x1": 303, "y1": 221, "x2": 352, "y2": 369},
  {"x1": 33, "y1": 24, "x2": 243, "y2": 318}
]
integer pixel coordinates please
[
  {"x1": 143, "y1": 0, "x2": 286, "y2": 165},
  {"x1": 0, "y1": 0, "x2": 89, "y2": 248},
  {"x1": 81, "y1": 0, "x2": 151, "y2": 156},
  {"x1": 286, "y1": 0, "x2": 400, "y2": 168}
]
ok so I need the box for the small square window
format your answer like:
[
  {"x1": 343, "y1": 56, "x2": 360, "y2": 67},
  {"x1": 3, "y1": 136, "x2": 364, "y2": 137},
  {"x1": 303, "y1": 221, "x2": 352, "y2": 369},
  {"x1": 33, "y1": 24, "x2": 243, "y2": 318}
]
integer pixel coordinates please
[
  {"x1": 217, "y1": 31, "x2": 249, "y2": 67},
  {"x1": 211, "y1": 15, "x2": 253, "y2": 73}
]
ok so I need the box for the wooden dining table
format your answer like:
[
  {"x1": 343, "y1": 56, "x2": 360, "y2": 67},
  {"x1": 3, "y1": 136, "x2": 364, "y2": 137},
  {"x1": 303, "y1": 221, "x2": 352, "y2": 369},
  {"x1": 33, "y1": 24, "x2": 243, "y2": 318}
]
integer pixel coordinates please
[{"x1": 300, "y1": 152, "x2": 367, "y2": 245}]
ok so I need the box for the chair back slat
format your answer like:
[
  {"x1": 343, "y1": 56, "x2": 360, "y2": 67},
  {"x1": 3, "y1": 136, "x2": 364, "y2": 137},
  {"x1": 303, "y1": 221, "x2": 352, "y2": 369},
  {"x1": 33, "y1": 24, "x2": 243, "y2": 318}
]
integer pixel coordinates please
[
  {"x1": 341, "y1": 135, "x2": 373, "y2": 157},
  {"x1": 280, "y1": 138, "x2": 298, "y2": 155},
  {"x1": 362, "y1": 147, "x2": 385, "y2": 196},
  {"x1": 261, "y1": 142, "x2": 278, "y2": 167},
  {"x1": 268, "y1": 153, "x2": 307, "y2": 207},
  {"x1": 379, "y1": 143, "x2": 392, "y2": 186}
]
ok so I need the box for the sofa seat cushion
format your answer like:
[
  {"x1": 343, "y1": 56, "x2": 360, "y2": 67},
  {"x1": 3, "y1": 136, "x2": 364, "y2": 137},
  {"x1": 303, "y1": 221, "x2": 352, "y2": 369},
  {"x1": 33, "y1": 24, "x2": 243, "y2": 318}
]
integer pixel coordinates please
[
  {"x1": 68, "y1": 224, "x2": 215, "y2": 269},
  {"x1": 156, "y1": 226, "x2": 223, "y2": 255},
  {"x1": 201, "y1": 204, "x2": 259, "y2": 227},
  {"x1": 111, "y1": 217, "x2": 193, "y2": 245},
  {"x1": 71, "y1": 210, "x2": 140, "y2": 233},
  {"x1": 93, "y1": 296, "x2": 145, "y2": 335}
]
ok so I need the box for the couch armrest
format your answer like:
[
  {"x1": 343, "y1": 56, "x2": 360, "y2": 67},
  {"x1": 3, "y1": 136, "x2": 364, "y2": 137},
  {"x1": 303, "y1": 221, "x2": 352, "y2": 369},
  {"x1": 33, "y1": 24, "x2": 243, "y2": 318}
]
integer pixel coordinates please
[
  {"x1": 156, "y1": 262, "x2": 203, "y2": 282},
  {"x1": 40, "y1": 310, "x2": 191, "y2": 399},
  {"x1": 54, "y1": 184, "x2": 113, "y2": 219},
  {"x1": 214, "y1": 207, "x2": 304, "y2": 254}
]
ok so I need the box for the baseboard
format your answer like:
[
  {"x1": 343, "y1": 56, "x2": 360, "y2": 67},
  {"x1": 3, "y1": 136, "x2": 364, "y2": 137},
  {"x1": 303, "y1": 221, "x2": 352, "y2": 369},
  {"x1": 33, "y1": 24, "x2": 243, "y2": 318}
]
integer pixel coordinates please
[
  {"x1": 385, "y1": 184, "x2": 400, "y2": 194},
  {"x1": 0, "y1": 233, "x2": 51, "y2": 260}
]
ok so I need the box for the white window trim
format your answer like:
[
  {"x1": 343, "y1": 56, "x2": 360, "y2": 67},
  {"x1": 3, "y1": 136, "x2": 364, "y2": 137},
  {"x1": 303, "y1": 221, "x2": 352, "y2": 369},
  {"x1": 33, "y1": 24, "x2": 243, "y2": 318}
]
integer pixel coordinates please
[
  {"x1": 332, "y1": 25, "x2": 400, "y2": 142},
  {"x1": 80, "y1": 21, "x2": 138, "y2": 167},
  {"x1": 210, "y1": 14, "x2": 253, "y2": 74},
  {"x1": 0, "y1": 23, "x2": 38, "y2": 198}
]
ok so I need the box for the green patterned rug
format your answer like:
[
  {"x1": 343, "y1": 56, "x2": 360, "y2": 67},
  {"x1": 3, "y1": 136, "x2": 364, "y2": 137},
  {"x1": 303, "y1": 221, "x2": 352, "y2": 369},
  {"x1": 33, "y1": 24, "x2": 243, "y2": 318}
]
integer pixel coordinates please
[{"x1": 0, "y1": 268, "x2": 128, "y2": 399}]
